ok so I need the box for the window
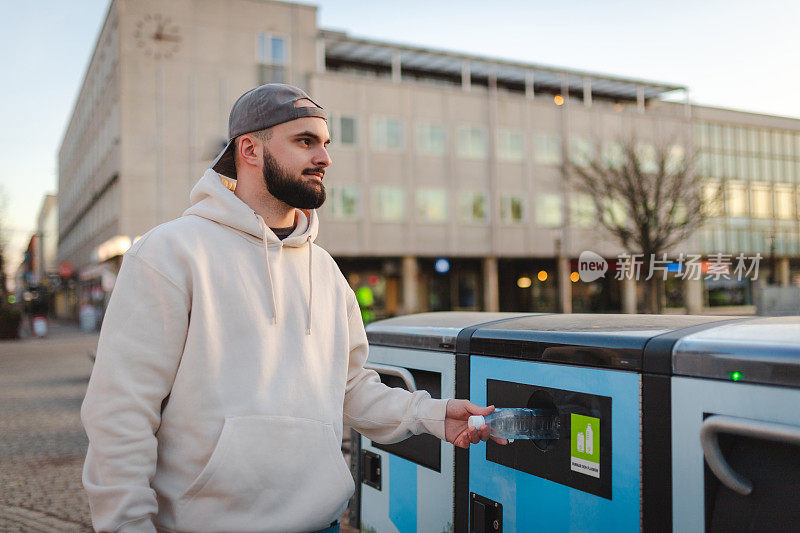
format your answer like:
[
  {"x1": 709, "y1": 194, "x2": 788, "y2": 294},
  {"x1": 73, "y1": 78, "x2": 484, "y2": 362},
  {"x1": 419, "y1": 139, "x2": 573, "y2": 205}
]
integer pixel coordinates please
[
  {"x1": 569, "y1": 137, "x2": 595, "y2": 168},
  {"x1": 667, "y1": 145, "x2": 685, "y2": 172},
  {"x1": 331, "y1": 115, "x2": 357, "y2": 146},
  {"x1": 458, "y1": 192, "x2": 488, "y2": 223},
  {"x1": 635, "y1": 142, "x2": 658, "y2": 173},
  {"x1": 601, "y1": 141, "x2": 625, "y2": 169},
  {"x1": 535, "y1": 134, "x2": 562, "y2": 166},
  {"x1": 327, "y1": 185, "x2": 361, "y2": 220},
  {"x1": 695, "y1": 122, "x2": 709, "y2": 149},
  {"x1": 456, "y1": 126, "x2": 488, "y2": 159},
  {"x1": 535, "y1": 193, "x2": 563, "y2": 228},
  {"x1": 751, "y1": 183, "x2": 772, "y2": 218},
  {"x1": 759, "y1": 130, "x2": 771, "y2": 154},
  {"x1": 416, "y1": 122, "x2": 446, "y2": 155},
  {"x1": 499, "y1": 195, "x2": 525, "y2": 224},
  {"x1": 371, "y1": 186, "x2": 405, "y2": 221},
  {"x1": 257, "y1": 34, "x2": 287, "y2": 84},
  {"x1": 703, "y1": 181, "x2": 723, "y2": 217},
  {"x1": 776, "y1": 186, "x2": 795, "y2": 219},
  {"x1": 497, "y1": 130, "x2": 524, "y2": 162},
  {"x1": 416, "y1": 188, "x2": 448, "y2": 222},
  {"x1": 726, "y1": 181, "x2": 748, "y2": 217},
  {"x1": 570, "y1": 194, "x2": 596, "y2": 228},
  {"x1": 602, "y1": 198, "x2": 628, "y2": 226},
  {"x1": 371, "y1": 117, "x2": 404, "y2": 152}
]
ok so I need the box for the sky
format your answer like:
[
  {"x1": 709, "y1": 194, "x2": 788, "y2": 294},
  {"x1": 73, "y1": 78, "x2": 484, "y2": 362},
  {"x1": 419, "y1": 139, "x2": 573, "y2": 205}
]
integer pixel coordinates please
[{"x1": 2, "y1": 0, "x2": 799, "y2": 278}]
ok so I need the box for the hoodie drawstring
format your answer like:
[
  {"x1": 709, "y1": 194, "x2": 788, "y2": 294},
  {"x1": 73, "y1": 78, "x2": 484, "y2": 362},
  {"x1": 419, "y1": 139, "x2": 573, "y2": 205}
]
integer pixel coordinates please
[
  {"x1": 306, "y1": 236, "x2": 313, "y2": 336},
  {"x1": 256, "y1": 216, "x2": 278, "y2": 325},
  {"x1": 255, "y1": 214, "x2": 314, "y2": 335}
]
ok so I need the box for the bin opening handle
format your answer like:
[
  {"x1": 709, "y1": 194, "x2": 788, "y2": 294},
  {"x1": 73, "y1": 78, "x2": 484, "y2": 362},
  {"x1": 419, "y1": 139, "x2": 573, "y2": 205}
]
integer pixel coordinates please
[
  {"x1": 364, "y1": 363, "x2": 417, "y2": 392},
  {"x1": 700, "y1": 415, "x2": 800, "y2": 496}
]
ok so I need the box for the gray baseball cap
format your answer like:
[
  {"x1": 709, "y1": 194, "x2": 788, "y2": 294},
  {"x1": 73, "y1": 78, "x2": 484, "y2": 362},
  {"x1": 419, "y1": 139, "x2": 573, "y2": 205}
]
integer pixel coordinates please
[{"x1": 211, "y1": 83, "x2": 327, "y2": 179}]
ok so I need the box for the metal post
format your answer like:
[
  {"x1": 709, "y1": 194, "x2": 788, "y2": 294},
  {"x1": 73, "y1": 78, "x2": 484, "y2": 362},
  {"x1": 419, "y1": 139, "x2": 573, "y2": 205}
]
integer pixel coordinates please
[
  {"x1": 684, "y1": 88, "x2": 692, "y2": 119},
  {"x1": 461, "y1": 61, "x2": 471, "y2": 92},
  {"x1": 583, "y1": 77, "x2": 592, "y2": 108},
  {"x1": 391, "y1": 51, "x2": 401, "y2": 83},
  {"x1": 637, "y1": 86, "x2": 645, "y2": 114},
  {"x1": 525, "y1": 70, "x2": 535, "y2": 99}
]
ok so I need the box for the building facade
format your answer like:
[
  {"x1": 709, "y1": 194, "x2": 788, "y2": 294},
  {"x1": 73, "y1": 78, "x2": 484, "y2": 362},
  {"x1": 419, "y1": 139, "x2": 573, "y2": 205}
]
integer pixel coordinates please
[{"x1": 57, "y1": 0, "x2": 800, "y2": 319}]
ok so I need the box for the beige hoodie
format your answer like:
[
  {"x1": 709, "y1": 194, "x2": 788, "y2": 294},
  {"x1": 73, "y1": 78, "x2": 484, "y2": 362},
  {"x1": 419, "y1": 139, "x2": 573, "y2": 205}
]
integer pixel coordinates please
[{"x1": 81, "y1": 169, "x2": 448, "y2": 533}]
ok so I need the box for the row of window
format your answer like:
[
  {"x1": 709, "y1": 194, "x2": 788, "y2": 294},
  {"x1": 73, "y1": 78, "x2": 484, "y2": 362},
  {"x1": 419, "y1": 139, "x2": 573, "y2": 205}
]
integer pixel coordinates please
[
  {"x1": 697, "y1": 122, "x2": 800, "y2": 159},
  {"x1": 329, "y1": 115, "x2": 569, "y2": 163},
  {"x1": 325, "y1": 181, "x2": 800, "y2": 226},
  {"x1": 699, "y1": 151, "x2": 800, "y2": 182},
  {"x1": 328, "y1": 115, "x2": 688, "y2": 175},
  {"x1": 700, "y1": 228, "x2": 800, "y2": 256},
  {"x1": 325, "y1": 185, "x2": 582, "y2": 227},
  {"x1": 704, "y1": 181, "x2": 800, "y2": 220}
]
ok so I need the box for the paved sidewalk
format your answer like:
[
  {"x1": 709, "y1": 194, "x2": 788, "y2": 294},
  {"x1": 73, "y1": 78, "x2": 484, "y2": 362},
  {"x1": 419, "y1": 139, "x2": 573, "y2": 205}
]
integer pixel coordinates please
[{"x1": 0, "y1": 321, "x2": 98, "y2": 531}]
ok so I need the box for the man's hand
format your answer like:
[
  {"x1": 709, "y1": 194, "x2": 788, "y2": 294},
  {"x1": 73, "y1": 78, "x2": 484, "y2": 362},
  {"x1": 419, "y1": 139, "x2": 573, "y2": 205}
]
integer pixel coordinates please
[{"x1": 444, "y1": 399, "x2": 509, "y2": 448}]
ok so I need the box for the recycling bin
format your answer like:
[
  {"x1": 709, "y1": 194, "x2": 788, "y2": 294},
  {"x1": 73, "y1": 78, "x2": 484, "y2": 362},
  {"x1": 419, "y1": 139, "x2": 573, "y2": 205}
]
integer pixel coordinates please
[
  {"x1": 358, "y1": 312, "x2": 531, "y2": 533},
  {"x1": 462, "y1": 313, "x2": 746, "y2": 533},
  {"x1": 359, "y1": 312, "x2": 753, "y2": 533},
  {"x1": 670, "y1": 316, "x2": 800, "y2": 532}
]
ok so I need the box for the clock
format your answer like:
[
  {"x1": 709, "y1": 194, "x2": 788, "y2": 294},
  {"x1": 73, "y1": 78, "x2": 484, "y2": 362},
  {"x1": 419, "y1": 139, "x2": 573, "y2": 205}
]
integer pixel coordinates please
[{"x1": 134, "y1": 13, "x2": 181, "y2": 59}]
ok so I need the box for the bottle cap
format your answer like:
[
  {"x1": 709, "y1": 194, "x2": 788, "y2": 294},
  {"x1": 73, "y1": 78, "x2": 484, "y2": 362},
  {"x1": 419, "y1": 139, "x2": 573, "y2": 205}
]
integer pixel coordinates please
[{"x1": 468, "y1": 415, "x2": 485, "y2": 428}]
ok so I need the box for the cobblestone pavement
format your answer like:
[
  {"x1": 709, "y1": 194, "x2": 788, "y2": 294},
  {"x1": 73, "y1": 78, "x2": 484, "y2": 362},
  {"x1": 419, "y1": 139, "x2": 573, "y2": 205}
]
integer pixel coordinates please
[{"x1": 0, "y1": 321, "x2": 98, "y2": 532}]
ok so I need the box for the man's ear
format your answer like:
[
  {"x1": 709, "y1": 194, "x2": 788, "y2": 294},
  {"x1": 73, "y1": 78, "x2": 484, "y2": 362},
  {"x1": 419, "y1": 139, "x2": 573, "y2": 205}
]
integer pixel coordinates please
[{"x1": 238, "y1": 135, "x2": 262, "y2": 168}]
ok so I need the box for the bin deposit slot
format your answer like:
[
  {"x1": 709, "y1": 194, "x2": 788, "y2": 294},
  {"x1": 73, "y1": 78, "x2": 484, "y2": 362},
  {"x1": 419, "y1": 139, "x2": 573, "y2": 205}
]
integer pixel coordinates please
[
  {"x1": 485, "y1": 379, "x2": 612, "y2": 499},
  {"x1": 371, "y1": 366, "x2": 442, "y2": 472},
  {"x1": 527, "y1": 389, "x2": 559, "y2": 451},
  {"x1": 360, "y1": 450, "x2": 382, "y2": 490}
]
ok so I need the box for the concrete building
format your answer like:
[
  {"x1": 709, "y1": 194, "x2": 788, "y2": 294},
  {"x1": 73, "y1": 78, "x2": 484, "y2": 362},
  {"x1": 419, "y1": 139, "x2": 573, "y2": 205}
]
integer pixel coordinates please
[{"x1": 57, "y1": 0, "x2": 800, "y2": 319}]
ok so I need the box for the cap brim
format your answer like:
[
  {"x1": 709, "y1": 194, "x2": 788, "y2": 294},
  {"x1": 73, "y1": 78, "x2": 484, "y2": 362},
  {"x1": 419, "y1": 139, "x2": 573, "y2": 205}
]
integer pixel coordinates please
[{"x1": 211, "y1": 138, "x2": 237, "y2": 180}]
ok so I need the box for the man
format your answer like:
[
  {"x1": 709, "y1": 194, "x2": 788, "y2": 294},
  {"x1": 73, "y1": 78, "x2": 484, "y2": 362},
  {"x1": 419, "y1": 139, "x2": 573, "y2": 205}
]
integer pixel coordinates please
[{"x1": 81, "y1": 84, "x2": 504, "y2": 533}]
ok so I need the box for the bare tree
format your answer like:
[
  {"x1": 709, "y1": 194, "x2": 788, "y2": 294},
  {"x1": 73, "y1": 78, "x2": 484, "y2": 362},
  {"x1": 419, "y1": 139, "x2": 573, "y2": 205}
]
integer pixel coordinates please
[{"x1": 569, "y1": 138, "x2": 716, "y2": 313}]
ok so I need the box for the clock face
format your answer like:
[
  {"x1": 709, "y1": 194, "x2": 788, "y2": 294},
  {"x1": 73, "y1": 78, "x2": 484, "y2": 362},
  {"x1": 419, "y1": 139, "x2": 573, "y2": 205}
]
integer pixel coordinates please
[{"x1": 134, "y1": 13, "x2": 181, "y2": 59}]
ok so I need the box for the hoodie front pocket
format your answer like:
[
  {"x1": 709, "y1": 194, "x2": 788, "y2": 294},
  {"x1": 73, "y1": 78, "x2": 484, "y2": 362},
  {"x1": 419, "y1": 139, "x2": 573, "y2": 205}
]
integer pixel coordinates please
[{"x1": 176, "y1": 415, "x2": 353, "y2": 533}]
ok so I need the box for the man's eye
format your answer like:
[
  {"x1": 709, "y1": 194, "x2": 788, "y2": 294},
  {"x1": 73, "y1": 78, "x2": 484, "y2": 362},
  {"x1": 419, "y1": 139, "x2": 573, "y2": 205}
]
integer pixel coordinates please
[{"x1": 300, "y1": 139, "x2": 311, "y2": 146}]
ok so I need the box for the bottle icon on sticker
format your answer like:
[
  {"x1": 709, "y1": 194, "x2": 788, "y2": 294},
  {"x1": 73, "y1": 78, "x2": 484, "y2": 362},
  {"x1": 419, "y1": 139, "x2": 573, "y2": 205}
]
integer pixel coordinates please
[
  {"x1": 585, "y1": 423, "x2": 593, "y2": 455},
  {"x1": 577, "y1": 431, "x2": 585, "y2": 452}
]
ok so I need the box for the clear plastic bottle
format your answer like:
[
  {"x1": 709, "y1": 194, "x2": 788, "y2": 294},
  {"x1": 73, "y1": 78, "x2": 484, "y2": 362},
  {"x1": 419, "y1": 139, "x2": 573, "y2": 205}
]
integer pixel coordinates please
[{"x1": 468, "y1": 408, "x2": 560, "y2": 440}]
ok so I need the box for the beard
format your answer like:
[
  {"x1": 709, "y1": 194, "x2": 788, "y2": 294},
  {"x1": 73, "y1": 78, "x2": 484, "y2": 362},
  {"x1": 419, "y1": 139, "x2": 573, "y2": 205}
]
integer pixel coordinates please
[{"x1": 262, "y1": 149, "x2": 326, "y2": 209}]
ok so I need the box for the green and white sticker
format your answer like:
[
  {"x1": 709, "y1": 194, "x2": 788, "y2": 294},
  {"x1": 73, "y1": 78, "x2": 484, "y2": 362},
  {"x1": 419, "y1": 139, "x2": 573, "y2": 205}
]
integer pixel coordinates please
[{"x1": 570, "y1": 413, "x2": 600, "y2": 478}]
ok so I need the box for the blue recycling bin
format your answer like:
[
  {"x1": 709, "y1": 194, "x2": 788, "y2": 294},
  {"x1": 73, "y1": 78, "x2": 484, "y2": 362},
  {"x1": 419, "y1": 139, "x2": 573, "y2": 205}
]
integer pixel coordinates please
[
  {"x1": 357, "y1": 312, "x2": 529, "y2": 533},
  {"x1": 360, "y1": 312, "x2": 772, "y2": 532}
]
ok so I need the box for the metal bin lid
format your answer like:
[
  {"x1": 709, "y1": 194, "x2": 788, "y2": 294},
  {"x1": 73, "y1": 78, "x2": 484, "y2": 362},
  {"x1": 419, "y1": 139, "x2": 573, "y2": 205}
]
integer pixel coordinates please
[
  {"x1": 366, "y1": 312, "x2": 533, "y2": 352},
  {"x1": 469, "y1": 314, "x2": 745, "y2": 372},
  {"x1": 672, "y1": 316, "x2": 800, "y2": 387}
]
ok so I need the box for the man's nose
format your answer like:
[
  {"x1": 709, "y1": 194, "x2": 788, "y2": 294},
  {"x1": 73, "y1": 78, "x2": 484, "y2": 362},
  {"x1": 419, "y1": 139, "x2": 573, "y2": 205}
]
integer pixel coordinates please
[{"x1": 313, "y1": 147, "x2": 332, "y2": 168}]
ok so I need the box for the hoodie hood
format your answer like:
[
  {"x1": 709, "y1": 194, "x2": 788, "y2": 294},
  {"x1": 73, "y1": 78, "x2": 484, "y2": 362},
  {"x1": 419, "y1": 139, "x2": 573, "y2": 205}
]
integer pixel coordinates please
[
  {"x1": 183, "y1": 168, "x2": 320, "y2": 334},
  {"x1": 183, "y1": 168, "x2": 319, "y2": 247}
]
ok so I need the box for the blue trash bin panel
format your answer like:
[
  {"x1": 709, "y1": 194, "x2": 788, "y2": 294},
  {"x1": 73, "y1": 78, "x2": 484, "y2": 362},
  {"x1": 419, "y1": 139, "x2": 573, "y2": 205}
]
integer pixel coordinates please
[
  {"x1": 361, "y1": 312, "x2": 529, "y2": 533},
  {"x1": 468, "y1": 356, "x2": 640, "y2": 532}
]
